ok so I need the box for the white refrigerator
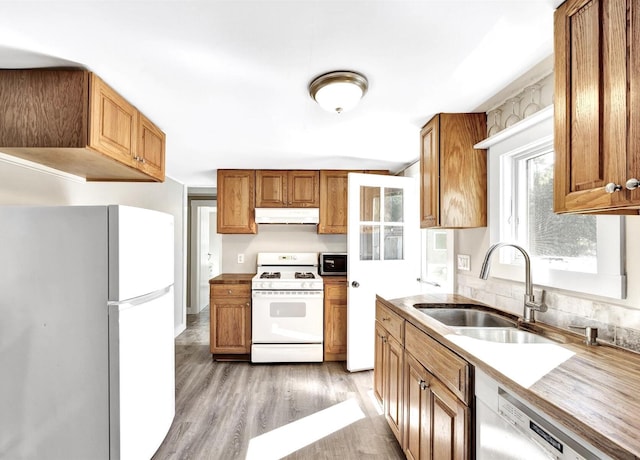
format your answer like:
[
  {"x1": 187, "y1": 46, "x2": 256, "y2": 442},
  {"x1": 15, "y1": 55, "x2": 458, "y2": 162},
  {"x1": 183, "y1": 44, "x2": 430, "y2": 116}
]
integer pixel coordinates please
[{"x1": 0, "y1": 205, "x2": 175, "y2": 460}]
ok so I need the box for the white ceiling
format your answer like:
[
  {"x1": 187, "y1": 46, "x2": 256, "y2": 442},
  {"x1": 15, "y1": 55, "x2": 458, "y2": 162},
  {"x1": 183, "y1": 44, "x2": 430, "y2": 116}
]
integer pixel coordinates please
[{"x1": 0, "y1": 0, "x2": 559, "y2": 188}]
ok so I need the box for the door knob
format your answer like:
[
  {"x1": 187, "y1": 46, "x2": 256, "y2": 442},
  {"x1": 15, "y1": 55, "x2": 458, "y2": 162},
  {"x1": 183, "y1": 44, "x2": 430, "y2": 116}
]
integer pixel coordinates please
[
  {"x1": 626, "y1": 178, "x2": 640, "y2": 190},
  {"x1": 351, "y1": 281, "x2": 360, "y2": 288},
  {"x1": 605, "y1": 183, "x2": 622, "y2": 193}
]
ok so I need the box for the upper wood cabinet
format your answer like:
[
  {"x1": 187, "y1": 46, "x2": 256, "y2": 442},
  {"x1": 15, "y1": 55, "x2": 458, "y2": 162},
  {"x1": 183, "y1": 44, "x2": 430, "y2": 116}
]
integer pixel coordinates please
[
  {"x1": 554, "y1": 0, "x2": 640, "y2": 213},
  {"x1": 318, "y1": 169, "x2": 387, "y2": 234},
  {"x1": 217, "y1": 169, "x2": 257, "y2": 234},
  {"x1": 319, "y1": 170, "x2": 353, "y2": 233},
  {"x1": 256, "y1": 170, "x2": 319, "y2": 207},
  {"x1": 0, "y1": 69, "x2": 165, "y2": 181},
  {"x1": 420, "y1": 113, "x2": 487, "y2": 228}
]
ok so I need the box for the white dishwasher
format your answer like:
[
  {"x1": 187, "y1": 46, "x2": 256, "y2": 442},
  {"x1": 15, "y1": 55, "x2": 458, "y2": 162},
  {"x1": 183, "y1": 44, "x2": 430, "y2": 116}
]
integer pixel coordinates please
[{"x1": 475, "y1": 368, "x2": 609, "y2": 460}]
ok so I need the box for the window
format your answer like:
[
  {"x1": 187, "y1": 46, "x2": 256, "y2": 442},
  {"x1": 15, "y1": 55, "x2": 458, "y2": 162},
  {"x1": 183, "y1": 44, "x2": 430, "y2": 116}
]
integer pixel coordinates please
[
  {"x1": 484, "y1": 106, "x2": 625, "y2": 299},
  {"x1": 505, "y1": 147, "x2": 597, "y2": 274}
]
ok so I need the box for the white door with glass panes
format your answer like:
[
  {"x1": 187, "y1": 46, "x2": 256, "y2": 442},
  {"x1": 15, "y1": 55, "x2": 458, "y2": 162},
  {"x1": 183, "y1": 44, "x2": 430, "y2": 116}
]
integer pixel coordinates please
[{"x1": 347, "y1": 173, "x2": 420, "y2": 372}]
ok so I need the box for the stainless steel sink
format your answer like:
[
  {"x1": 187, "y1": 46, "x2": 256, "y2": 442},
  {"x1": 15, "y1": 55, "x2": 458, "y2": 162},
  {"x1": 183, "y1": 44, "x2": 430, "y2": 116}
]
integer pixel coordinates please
[
  {"x1": 451, "y1": 327, "x2": 555, "y2": 344},
  {"x1": 414, "y1": 306, "x2": 516, "y2": 328}
]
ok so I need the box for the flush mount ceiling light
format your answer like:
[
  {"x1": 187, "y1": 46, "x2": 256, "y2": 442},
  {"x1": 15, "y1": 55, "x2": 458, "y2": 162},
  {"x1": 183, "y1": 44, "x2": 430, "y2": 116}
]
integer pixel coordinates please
[{"x1": 308, "y1": 70, "x2": 368, "y2": 114}]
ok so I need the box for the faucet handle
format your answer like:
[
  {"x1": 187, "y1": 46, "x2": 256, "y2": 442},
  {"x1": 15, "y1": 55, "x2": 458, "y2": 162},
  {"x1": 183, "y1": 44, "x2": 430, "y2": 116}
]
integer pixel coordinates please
[{"x1": 569, "y1": 325, "x2": 598, "y2": 346}]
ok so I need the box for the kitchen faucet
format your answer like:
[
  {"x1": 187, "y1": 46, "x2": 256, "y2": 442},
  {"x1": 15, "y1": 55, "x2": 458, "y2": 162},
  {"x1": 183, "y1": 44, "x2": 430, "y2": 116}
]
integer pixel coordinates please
[{"x1": 479, "y1": 242, "x2": 547, "y2": 323}]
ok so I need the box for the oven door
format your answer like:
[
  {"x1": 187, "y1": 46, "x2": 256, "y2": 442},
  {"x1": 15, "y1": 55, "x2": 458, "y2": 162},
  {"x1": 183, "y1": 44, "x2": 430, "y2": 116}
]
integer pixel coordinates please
[{"x1": 251, "y1": 290, "x2": 323, "y2": 343}]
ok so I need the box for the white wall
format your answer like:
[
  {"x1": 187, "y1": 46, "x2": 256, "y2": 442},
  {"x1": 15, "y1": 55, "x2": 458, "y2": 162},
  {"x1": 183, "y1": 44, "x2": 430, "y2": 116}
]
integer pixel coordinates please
[
  {"x1": 221, "y1": 225, "x2": 347, "y2": 273},
  {"x1": 0, "y1": 158, "x2": 188, "y2": 336}
]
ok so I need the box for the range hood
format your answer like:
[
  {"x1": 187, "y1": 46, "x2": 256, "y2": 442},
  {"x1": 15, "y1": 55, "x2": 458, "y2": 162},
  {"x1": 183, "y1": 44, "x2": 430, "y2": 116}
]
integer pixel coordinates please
[{"x1": 255, "y1": 207, "x2": 320, "y2": 224}]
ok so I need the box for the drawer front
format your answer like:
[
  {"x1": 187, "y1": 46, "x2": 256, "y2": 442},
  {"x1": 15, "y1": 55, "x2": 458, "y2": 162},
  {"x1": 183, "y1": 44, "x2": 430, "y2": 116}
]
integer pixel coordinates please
[
  {"x1": 212, "y1": 284, "x2": 251, "y2": 298},
  {"x1": 405, "y1": 322, "x2": 469, "y2": 404},
  {"x1": 375, "y1": 302, "x2": 404, "y2": 342}
]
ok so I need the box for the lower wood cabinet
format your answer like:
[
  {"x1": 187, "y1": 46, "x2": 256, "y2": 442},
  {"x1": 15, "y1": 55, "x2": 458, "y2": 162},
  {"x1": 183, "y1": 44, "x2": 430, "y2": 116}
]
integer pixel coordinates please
[
  {"x1": 374, "y1": 302, "x2": 405, "y2": 444},
  {"x1": 404, "y1": 352, "x2": 468, "y2": 460},
  {"x1": 375, "y1": 300, "x2": 471, "y2": 459},
  {"x1": 324, "y1": 277, "x2": 348, "y2": 361},
  {"x1": 210, "y1": 282, "x2": 251, "y2": 359}
]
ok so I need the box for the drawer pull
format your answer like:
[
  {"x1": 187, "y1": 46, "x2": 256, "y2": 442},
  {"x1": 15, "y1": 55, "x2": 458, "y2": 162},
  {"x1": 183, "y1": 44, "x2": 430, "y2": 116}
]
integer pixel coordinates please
[
  {"x1": 382, "y1": 316, "x2": 390, "y2": 321},
  {"x1": 227, "y1": 289, "x2": 232, "y2": 294}
]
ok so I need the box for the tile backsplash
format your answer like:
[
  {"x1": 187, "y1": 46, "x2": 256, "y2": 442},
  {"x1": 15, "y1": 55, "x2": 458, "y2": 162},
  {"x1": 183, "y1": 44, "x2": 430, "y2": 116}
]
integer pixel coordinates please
[{"x1": 457, "y1": 272, "x2": 640, "y2": 353}]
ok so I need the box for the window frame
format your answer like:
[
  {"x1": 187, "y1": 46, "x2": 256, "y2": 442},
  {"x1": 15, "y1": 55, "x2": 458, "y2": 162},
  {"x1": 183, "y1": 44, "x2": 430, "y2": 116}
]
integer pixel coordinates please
[{"x1": 480, "y1": 106, "x2": 626, "y2": 299}]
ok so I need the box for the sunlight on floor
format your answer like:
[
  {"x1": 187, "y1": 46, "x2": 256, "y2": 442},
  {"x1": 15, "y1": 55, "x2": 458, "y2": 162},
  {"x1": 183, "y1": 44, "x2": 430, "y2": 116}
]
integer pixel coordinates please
[{"x1": 245, "y1": 398, "x2": 365, "y2": 460}]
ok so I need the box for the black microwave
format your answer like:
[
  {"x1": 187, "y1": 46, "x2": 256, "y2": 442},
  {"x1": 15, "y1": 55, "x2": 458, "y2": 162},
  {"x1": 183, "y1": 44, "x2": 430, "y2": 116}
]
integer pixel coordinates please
[{"x1": 319, "y1": 253, "x2": 347, "y2": 276}]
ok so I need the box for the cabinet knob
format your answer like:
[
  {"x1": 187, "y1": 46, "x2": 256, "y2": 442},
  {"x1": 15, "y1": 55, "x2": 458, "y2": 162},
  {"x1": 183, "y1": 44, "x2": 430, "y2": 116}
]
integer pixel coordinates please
[
  {"x1": 419, "y1": 379, "x2": 429, "y2": 391},
  {"x1": 605, "y1": 182, "x2": 622, "y2": 193},
  {"x1": 626, "y1": 178, "x2": 640, "y2": 190},
  {"x1": 228, "y1": 289, "x2": 232, "y2": 294}
]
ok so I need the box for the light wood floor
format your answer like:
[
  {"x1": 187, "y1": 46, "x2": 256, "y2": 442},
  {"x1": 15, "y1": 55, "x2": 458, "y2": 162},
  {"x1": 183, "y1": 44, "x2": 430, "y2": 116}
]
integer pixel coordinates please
[{"x1": 152, "y1": 308, "x2": 404, "y2": 460}]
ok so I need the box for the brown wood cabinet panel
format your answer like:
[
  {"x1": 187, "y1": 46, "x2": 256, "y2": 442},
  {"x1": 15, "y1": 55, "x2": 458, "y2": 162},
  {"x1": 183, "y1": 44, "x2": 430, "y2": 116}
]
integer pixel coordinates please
[
  {"x1": 374, "y1": 321, "x2": 386, "y2": 404},
  {"x1": 0, "y1": 69, "x2": 89, "y2": 148},
  {"x1": 319, "y1": 170, "x2": 365, "y2": 234},
  {"x1": 210, "y1": 283, "x2": 251, "y2": 356},
  {"x1": 137, "y1": 112, "x2": 165, "y2": 181},
  {"x1": 404, "y1": 352, "x2": 469, "y2": 460},
  {"x1": 324, "y1": 279, "x2": 348, "y2": 361},
  {"x1": 420, "y1": 118, "x2": 439, "y2": 228},
  {"x1": 288, "y1": 170, "x2": 319, "y2": 207},
  {"x1": 256, "y1": 170, "x2": 288, "y2": 207},
  {"x1": 375, "y1": 301, "x2": 405, "y2": 445},
  {"x1": 554, "y1": 0, "x2": 640, "y2": 212},
  {"x1": 385, "y1": 334, "x2": 403, "y2": 444},
  {"x1": 404, "y1": 352, "x2": 431, "y2": 460},
  {"x1": 428, "y1": 374, "x2": 468, "y2": 460},
  {"x1": 420, "y1": 113, "x2": 486, "y2": 228},
  {"x1": 256, "y1": 170, "x2": 319, "y2": 207},
  {"x1": 217, "y1": 170, "x2": 256, "y2": 234},
  {"x1": 405, "y1": 323, "x2": 469, "y2": 404},
  {"x1": 319, "y1": 170, "x2": 349, "y2": 233},
  {"x1": 376, "y1": 302, "x2": 405, "y2": 341},
  {"x1": 0, "y1": 69, "x2": 165, "y2": 182},
  {"x1": 89, "y1": 73, "x2": 137, "y2": 166}
]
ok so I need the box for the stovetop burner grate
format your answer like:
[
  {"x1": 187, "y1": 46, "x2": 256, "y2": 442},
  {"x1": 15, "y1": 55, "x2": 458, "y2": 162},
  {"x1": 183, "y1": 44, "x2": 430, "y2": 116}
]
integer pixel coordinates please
[
  {"x1": 260, "y1": 272, "x2": 281, "y2": 279},
  {"x1": 295, "y1": 272, "x2": 315, "y2": 279}
]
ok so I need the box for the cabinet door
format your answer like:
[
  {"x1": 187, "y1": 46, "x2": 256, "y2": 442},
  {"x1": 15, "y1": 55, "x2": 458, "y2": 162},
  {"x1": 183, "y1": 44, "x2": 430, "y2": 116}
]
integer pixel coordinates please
[
  {"x1": 137, "y1": 112, "x2": 165, "y2": 181},
  {"x1": 439, "y1": 113, "x2": 486, "y2": 227},
  {"x1": 404, "y1": 352, "x2": 430, "y2": 460},
  {"x1": 554, "y1": 0, "x2": 638, "y2": 212},
  {"x1": 428, "y1": 377, "x2": 469, "y2": 460},
  {"x1": 89, "y1": 73, "x2": 137, "y2": 166},
  {"x1": 217, "y1": 170, "x2": 256, "y2": 234},
  {"x1": 288, "y1": 170, "x2": 320, "y2": 207},
  {"x1": 385, "y1": 334, "x2": 403, "y2": 445},
  {"x1": 420, "y1": 117, "x2": 440, "y2": 228},
  {"x1": 210, "y1": 286, "x2": 251, "y2": 354},
  {"x1": 319, "y1": 170, "x2": 349, "y2": 233},
  {"x1": 324, "y1": 280, "x2": 347, "y2": 360},
  {"x1": 256, "y1": 170, "x2": 288, "y2": 207},
  {"x1": 373, "y1": 321, "x2": 386, "y2": 404},
  {"x1": 404, "y1": 352, "x2": 469, "y2": 460}
]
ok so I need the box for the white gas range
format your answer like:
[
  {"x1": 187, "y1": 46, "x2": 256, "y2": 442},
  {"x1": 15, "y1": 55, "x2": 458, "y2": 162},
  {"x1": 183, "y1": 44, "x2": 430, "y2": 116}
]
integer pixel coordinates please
[{"x1": 251, "y1": 252, "x2": 324, "y2": 363}]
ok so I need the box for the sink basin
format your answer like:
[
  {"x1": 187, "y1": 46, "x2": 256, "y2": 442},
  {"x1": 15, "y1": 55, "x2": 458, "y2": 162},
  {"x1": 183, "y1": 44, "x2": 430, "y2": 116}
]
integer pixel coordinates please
[
  {"x1": 414, "y1": 306, "x2": 516, "y2": 328},
  {"x1": 452, "y1": 327, "x2": 555, "y2": 344}
]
